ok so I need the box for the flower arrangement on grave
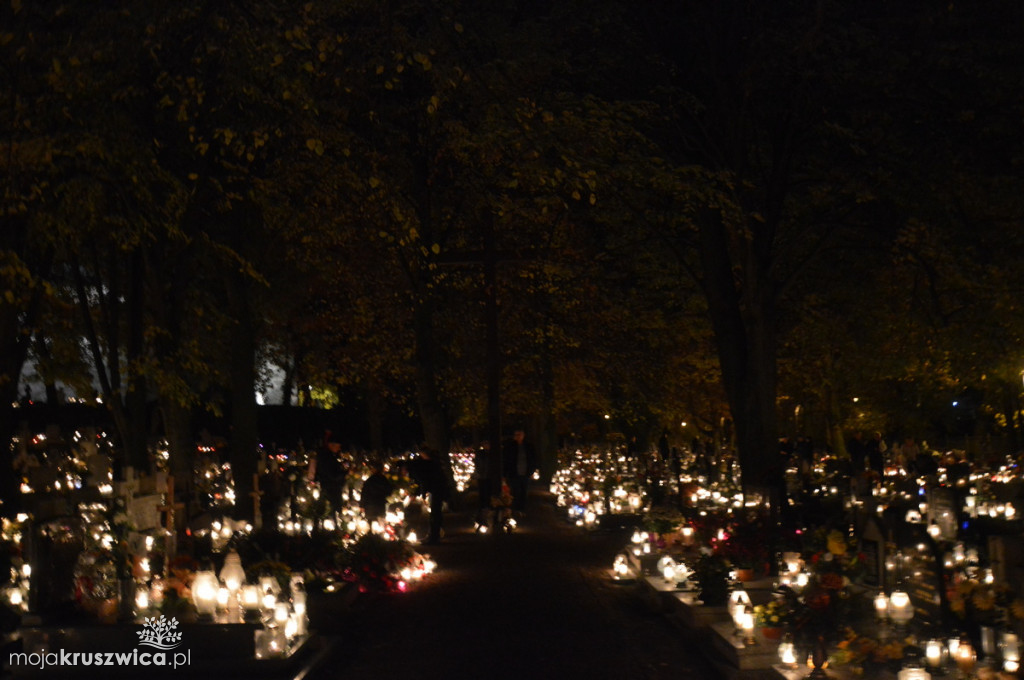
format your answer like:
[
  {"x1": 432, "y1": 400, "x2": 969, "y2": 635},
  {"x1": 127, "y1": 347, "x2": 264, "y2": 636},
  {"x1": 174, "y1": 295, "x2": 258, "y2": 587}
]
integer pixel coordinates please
[
  {"x1": 831, "y1": 626, "x2": 908, "y2": 674},
  {"x1": 754, "y1": 598, "x2": 792, "y2": 629},
  {"x1": 946, "y1": 575, "x2": 1024, "y2": 633},
  {"x1": 248, "y1": 559, "x2": 293, "y2": 594},
  {"x1": 716, "y1": 511, "x2": 776, "y2": 573},
  {"x1": 339, "y1": 533, "x2": 416, "y2": 593},
  {"x1": 777, "y1": 531, "x2": 859, "y2": 654},
  {"x1": 73, "y1": 550, "x2": 118, "y2": 607},
  {"x1": 643, "y1": 504, "x2": 685, "y2": 537},
  {"x1": 805, "y1": 527, "x2": 868, "y2": 585},
  {"x1": 106, "y1": 498, "x2": 137, "y2": 580}
]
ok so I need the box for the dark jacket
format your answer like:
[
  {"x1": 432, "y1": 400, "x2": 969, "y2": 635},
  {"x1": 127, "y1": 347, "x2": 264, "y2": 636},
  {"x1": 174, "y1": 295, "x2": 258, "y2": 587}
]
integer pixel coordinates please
[
  {"x1": 502, "y1": 438, "x2": 537, "y2": 479},
  {"x1": 408, "y1": 453, "x2": 451, "y2": 501}
]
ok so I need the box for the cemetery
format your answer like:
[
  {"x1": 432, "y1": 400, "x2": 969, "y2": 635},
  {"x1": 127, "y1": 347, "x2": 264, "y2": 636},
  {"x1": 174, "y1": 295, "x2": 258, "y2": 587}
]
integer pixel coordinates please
[
  {"x1": 1, "y1": 424, "x2": 440, "y2": 676},
  {"x1": 552, "y1": 444, "x2": 1024, "y2": 679}
]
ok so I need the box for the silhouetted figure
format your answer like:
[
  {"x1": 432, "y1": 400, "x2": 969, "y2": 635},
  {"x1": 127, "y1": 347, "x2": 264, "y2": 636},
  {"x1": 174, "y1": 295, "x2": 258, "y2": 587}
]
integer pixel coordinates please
[
  {"x1": 409, "y1": 447, "x2": 450, "y2": 544},
  {"x1": 475, "y1": 440, "x2": 494, "y2": 522},
  {"x1": 502, "y1": 428, "x2": 537, "y2": 515},
  {"x1": 360, "y1": 460, "x2": 393, "y2": 523},
  {"x1": 866, "y1": 432, "x2": 886, "y2": 475},
  {"x1": 847, "y1": 431, "x2": 867, "y2": 474},
  {"x1": 314, "y1": 431, "x2": 345, "y2": 510}
]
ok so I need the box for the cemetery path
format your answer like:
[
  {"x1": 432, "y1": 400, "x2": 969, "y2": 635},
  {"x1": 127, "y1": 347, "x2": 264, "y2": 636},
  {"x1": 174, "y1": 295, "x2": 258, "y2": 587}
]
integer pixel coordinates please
[{"x1": 302, "y1": 490, "x2": 719, "y2": 680}]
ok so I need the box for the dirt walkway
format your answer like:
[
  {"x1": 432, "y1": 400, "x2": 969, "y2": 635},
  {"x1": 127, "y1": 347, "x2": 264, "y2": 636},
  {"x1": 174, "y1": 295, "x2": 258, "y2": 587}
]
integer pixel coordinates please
[{"x1": 305, "y1": 491, "x2": 719, "y2": 680}]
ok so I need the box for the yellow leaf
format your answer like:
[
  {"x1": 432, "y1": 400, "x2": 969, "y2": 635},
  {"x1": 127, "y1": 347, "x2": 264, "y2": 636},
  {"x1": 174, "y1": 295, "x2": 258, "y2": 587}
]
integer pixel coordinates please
[
  {"x1": 306, "y1": 138, "x2": 319, "y2": 151},
  {"x1": 431, "y1": 244, "x2": 440, "y2": 255},
  {"x1": 271, "y1": 54, "x2": 283, "y2": 67},
  {"x1": 454, "y1": 22, "x2": 463, "y2": 33},
  {"x1": 282, "y1": 91, "x2": 292, "y2": 100},
  {"x1": 571, "y1": 190, "x2": 581, "y2": 200},
  {"x1": 589, "y1": 193, "x2": 596, "y2": 205},
  {"x1": 369, "y1": 177, "x2": 381, "y2": 188},
  {"x1": 187, "y1": 173, "x2": 198, "y2": 180},
  {"x1": 302, "y1": 61, "x2": 314, "y2": 72},
  {"x1": 375, "y1": 65, "x2": 385, "y2": 75}
]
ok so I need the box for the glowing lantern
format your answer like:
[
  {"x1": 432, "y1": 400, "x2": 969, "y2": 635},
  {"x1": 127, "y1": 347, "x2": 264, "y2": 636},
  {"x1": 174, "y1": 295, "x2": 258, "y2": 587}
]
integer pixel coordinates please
[
  {"x1": 191, "y1": 570, "x2": 219, "y2": 616},
  {"x1": 219, "y1": 550, "x2": 246, "y2": 592}
]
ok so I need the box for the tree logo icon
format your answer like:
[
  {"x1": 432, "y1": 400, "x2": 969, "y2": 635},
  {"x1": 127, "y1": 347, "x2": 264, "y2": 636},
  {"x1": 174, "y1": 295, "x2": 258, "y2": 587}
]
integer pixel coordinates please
[{"x1": 137, "y1": 615, "x2": 183, "y2": 650}]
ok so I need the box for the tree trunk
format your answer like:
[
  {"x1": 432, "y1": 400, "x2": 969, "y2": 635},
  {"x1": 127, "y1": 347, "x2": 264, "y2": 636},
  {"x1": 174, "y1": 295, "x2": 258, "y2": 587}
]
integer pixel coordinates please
[
  {"x1": 160, "y1": 397, "x2": 194, "y2": 499},
  {"x1": 228, "y1": 286, "x2": 258, "y2": 523},
  {"x1": 366, "y1": 381, "x2": 385, "y2": 452},
  {"x1": 697, "y1": 210, "x2": 784, "y2": 510},
  {"x1": 124, "y1": 248, "x2": 149, "y2": 471},
  {"x1": 412, "y1": 302, "x2": 448, "y2": 457}
]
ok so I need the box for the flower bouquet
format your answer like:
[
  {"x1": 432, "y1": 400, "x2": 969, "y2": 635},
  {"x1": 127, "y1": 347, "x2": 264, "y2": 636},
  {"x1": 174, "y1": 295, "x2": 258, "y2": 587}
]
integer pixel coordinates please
[
  {"x1": 340, "y1": 533, "x2": 416, "y2": 593},
  {"x1": 754, "y1": 598, "x2": 792, "y2": 630}
]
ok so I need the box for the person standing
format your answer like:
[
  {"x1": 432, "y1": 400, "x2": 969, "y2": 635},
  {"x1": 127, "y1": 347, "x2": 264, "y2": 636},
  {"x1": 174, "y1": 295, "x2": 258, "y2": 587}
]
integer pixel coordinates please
[
  {"x1": 475, "y1": 440, "x2": 494, "y2": 525},
  {"x1": 409, "y1": 447, "x2": 450, "y2": 544},
  {"x1": 314, "y1": 431, "x2": 345, "y2": 511},
  {"x1": 360, "y1": 458, "x2": 393, "y2": 524},
  {"x1": 502, "y1": 428, "x2": 537, "y2": 516}
]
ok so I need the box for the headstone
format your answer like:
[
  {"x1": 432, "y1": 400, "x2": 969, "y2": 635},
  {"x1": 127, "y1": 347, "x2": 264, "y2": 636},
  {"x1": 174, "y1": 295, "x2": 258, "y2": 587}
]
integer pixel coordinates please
[
  {"x1": 857, "y1": 516, "x2": 886, "y2": 587},
  {"x1": 927, "y1": 487, "x2": 958, "y2": 541},
  {"x1": 988, "y1": 535, "x2": 1024, "y2": 598},
  {"x1": 901, "y1": 542, "x2": 944, "y2": 623},
  {"x1": 127, "y1": 494, "x2": 163, "y2": 531}
]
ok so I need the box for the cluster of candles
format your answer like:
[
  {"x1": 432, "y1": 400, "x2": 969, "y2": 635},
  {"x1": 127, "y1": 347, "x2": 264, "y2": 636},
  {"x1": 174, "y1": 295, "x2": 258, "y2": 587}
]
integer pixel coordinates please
[
  {"x1": 133, "y1": 550, "x2": 310, "y2": 659},
  {"x1": 776, "y1": 551, "x2": 809, "y2": 592},
  {"x1": 872, "y1": 587, "x2": 915, "y2": 627},
  {"x1": 913, "y1": 630, "x2": 1021, "y2": 676},
  {"x1": 728, "y1": 590, "x2": 756, "y2": 645},
  {"x1": 449, "y1": 451, "x2": 475, "y2": 493}
]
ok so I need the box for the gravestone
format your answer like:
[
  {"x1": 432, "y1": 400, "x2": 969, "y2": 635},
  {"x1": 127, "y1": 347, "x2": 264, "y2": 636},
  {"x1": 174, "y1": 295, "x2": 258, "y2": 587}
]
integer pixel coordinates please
[
  {"x1": 988, "y1": 535, "x2": 1024, "y2": 598},
  {"x1": 927, "y1": 487, "x2": 958, "y2": 541},
  {"x1": 902, "y1": 542, "x2": 944, "y2": 624},
  {"x1": 856, "y1": 515, "x2": 886, "y2": 587}
]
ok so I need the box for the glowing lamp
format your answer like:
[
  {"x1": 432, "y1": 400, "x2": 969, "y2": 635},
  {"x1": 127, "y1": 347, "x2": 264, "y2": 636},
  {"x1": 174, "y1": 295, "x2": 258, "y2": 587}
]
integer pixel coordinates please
[
  {"x1": 241, "y1": 585, "x2": 260, "y2": 610},
  {"x1": 874, "y1": 591, "x2": 889, "y2": 620},
  {"x1": 888, "y1": 589, "x2": 914, "y2": 626},
  {"x1": 219, "y1": 550, "x2": 246, "y2": 592},
  {"x1": 923, "y1": 637, "x2": 946, "y2": 671},
  {"x1": 793, "y1": 572, "x2": 809, "y2": 592},
  {"x1": 739, "y1": 608, "x2": 756, "y2": 645},
  {"x1": 135, "y1": 587, "x2": 150, "y2": 612},
  {"x1": 896, "y1": 666, "x2": 931, "y2": 680},
  {"x1": 1002, "y1": 631, "x2": 1021, "y2": 673},
  {"x1": 259, "y1": 575, "x2": 281, "y2": 596},
  {"x1": 778, "y1": 633, "x2": 798, "y2": 668},
  {"x1": 953, "y1": 636, "x2": 976, "y2": 677},
  {"x1": 730, "y1": 591, "x2": 751, "y2": 633},
  {"x1": 191, "y1": 570, "x2": 219, "y2": 616}
]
